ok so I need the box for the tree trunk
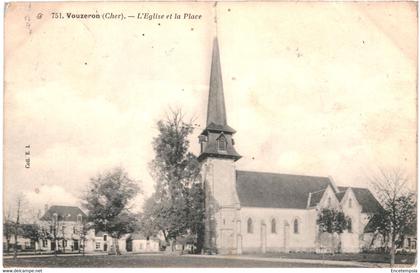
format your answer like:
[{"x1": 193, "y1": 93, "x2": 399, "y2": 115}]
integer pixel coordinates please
[
  {"x1": 54, "y1": 239, "x2": 58, "y2": 257},
  {"x1": 6, "y1": 238, "x2": 10, "y2": 253},
  {"x1": 338, "y1": 232, "x2": 342, "y2": 254},
  {"x1": 13, "y1": 233, "x2": 18, "y2": 259},
  {"x1": 116, "y1": 238, "x2": 121, "y2": 255},
  {"x1": 390, "y1": 234, "x2": 396, "y2": 267},
  {"x1": 82, "y1": 240, "x2": 85, "y2": 256}
]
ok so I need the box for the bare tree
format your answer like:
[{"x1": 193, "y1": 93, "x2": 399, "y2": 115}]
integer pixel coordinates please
[
  {"x1": 42, "y1": 214, "x2": 65, "y2": 256},
  {"x1": 79, "y1": 219, "x2": 91, "y2": 256},
  {"x1": 12, "y1": 195, "x2": 25, "y2": 259},
  {"x1": 3, "y1": 208, "x2": 13, "y2": 253},
  {"x1": 369, "y1": 168, "x2": 417, "y2": 267}
]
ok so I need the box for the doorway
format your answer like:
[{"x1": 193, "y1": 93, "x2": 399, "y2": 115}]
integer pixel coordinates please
[
  {"x1": 73, "y1": 240, "x2": 79, "y2": 251},
  {"x1": 126, "y1": 238, "x2": 133, "y2": 252}
]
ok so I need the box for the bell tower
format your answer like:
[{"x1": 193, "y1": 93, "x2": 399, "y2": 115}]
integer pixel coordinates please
[{"x1": 199, "y1": 38, "x2": 242, "y2": 254}]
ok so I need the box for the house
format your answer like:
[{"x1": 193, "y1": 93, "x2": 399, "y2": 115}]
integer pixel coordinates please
[
  {"x1": 198, "y1": 38, "x2": 383, "y2": 254},
  {"x1": 3, "y1": 224, "x2": 36, "y2": 253},
  {"x1": 39, "y1": 205, "x2": 88, "y2": 252},
  {"x1": 124, "y1": 233, "x2": 160, "y2": 253},
  {"x1": 83, "y1": 230, "x2": 113, "y2": 253}
]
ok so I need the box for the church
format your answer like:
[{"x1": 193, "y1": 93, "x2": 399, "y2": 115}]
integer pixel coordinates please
[{"x1": 197, "y1": 38, "x2": 382, "y2": 254}]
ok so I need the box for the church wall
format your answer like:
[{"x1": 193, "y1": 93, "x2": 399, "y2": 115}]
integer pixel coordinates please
[
  {"x1": 239, "y1": 207, "x2": 318, "y2": 253},
  {"x1": 340, "y1": 189, "x2": 363, "y2": 253},
  {"x1": 201, "y1": 157, "x2": 240, "y2": 253},
  {"x1": 202, "y1": 158, "x2": 239, "y2": 208}
]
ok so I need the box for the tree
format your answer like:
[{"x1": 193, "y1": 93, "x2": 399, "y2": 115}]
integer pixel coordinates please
[
  {"x1": 21, "y1": 224, "x2": 43, "y2": 254},
  {"x1": 42, "y1": 213, "x2": 65, "y2": 256},
  {"x1": 142, "y1": 109, "x2": 203, "y2": 251},
  {"x1": 369, "y1": 168, "x2": 417, "y2": 267},
  {"x1": 12, "y1": 194, "x2": 25, "y2": 259},
  {"x1": 78, "y1": 219, "x2": 91, "y2": 256},
  {"x1": 185, "y1": 182, "x2": 205, "y2": 253},
  {"x1": 317, "y1": 208, "x2": 349, "y2": 253},
  {"x1": 3, "y1": 209, "x2": 13, "y2": 253},
  {"x1": 82, "y1": 167, "x2": 140, "y2": 255}
]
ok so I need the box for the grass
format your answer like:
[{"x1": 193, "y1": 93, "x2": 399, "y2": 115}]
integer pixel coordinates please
[
  {"x1": 247, "y1": 252, "x2": 417, "y2": 265},
  {"x1": 3, "y1": 253, "x2": 350, "y2": 268}
]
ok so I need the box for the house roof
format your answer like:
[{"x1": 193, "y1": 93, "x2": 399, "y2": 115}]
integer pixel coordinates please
[
  {"x1": 338, "y1": 187, "x2": 382, "y2": 213},
  {"x1": 308, "y1": 189, "x2": 326, "y2": 207},
  {"x1": 236, "y1": 170, "x2": 334, "y2": 209},
  {"x1": 40, "y1": 205, "x2": 87, "y2": 222}
]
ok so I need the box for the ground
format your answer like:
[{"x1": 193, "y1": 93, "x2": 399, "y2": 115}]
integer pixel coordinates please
[
  {"x1": 3, "y1": 254, "x2": 350, "y2": 268},
  {"x1": 248, "y1": 252, "x2": 417, "y2": 265}
]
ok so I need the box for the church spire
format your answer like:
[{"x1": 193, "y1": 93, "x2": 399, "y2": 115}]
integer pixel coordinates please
[
  {"x1": 198, "y1": 37, "x2": 241, "y2": 162},
  {"x1": 207, "y1": 37, "x2": 227, "y2": 126}
]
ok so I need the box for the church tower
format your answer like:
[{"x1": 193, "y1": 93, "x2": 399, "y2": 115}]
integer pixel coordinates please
[{"x1": 198, "y1": 38, "x2": 242, "y2": 254}]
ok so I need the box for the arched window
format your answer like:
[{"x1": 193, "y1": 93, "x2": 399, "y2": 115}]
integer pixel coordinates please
[
  {"x1": 349, "y1": 198, "x2": 352, "y2": 208},
  {"x1": 293, "y1": 219, "x2": 299, "y2": 234},
  {"x1": 247, "y1": 218, "x2": 253, "y2": 234},
  {"x1": 327, "y1": 197, "x2": 332, "y2": 207},
  {"x1": 348, "y1": 218, "x2": 352, "y2": 233},
  {"x1": 217, "y1": 135, "x2": 227, "y2": 151},
  {"x1": 271, "y1": 219, "x2": 276, "y2": 233}
]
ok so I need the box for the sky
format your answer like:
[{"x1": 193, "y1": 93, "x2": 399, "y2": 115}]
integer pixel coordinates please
[{"x1": 4, "y1": 2, "x2": 417, "y2": 217}]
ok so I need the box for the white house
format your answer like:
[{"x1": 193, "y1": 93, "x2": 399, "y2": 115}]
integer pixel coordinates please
[{"x1": 39, "y1": 205, "x2": 88, "y2": 252}]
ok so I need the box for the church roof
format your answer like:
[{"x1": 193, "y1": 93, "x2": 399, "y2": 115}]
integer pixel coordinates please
[
  {"x1": 308, "y1": 189, "x2": 326, "y2": 207},
  {"x1": 335, "y1": 191, "x2": 346, "y2": 201},
  {"x1": 204, "y1": 122, "x2": 236, "y2": 134},
  {"x1": 206, "y1": 37, "x2": 227, "y2": 128},
  {"x1": 40, "y1": 205, "x2": 87, "y2": 222},
  {"x1": 236, "y1": 170, "x2": 334, "y2": 209},
  {"x1": 338, "y1": 187, "x2": 382, "y2": 213}
]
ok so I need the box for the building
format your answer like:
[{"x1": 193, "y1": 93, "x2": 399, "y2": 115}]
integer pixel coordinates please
[
  {"x1": 124, "y1": 233, "x2": 160, "y2": 253},
  {"x1": 39, "y1": 205, "x2": 88, "y2": 252},
  {"x1": 198, "y1": 38, "x2": 382, "y2": 254},
  {"x1": 38, "y1": 205, "x2": 160, "y2": 254},
  {"x1": 3, "y1": 224, "x2": 36, "y2": 253}
]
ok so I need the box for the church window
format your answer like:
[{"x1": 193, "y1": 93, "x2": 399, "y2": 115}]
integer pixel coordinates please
[
  {"x1": 348, "y1": 218, "x2": 352, "y2": 233},
  {"x1": 293, "y1": 219, "x2": 299, "y2": 234},
  {"x1": 217, "y1": 135, "x2": 227, "y2": 151},
  {"x1": 349, "y1": 198, "x2": 352, "y2": 208},
  {"x1": 271, "y1": 219, "x2": 276, "y2": 233},
  {"x1": 77, "y1": 214, "x2": 82, "y2": 223},
  {"x1": 247, "y1": 218, "x2": 253, "y2": 234},
  {"x1": 327, "y1": 197, "x2": 332, "y2": 207}
]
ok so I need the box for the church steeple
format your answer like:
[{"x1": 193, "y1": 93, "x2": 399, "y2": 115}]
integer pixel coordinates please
[
  {"x1": 198, "y1": 37, "x2": 241, "y2": 162},
  {"x1": 207, "y1": 37, "x2": 227, "y2": 127}
]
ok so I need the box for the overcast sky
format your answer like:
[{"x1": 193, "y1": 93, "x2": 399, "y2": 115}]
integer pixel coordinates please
[{"x1": 4, "y1": 2, "x2": 417, "y2": 216}]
